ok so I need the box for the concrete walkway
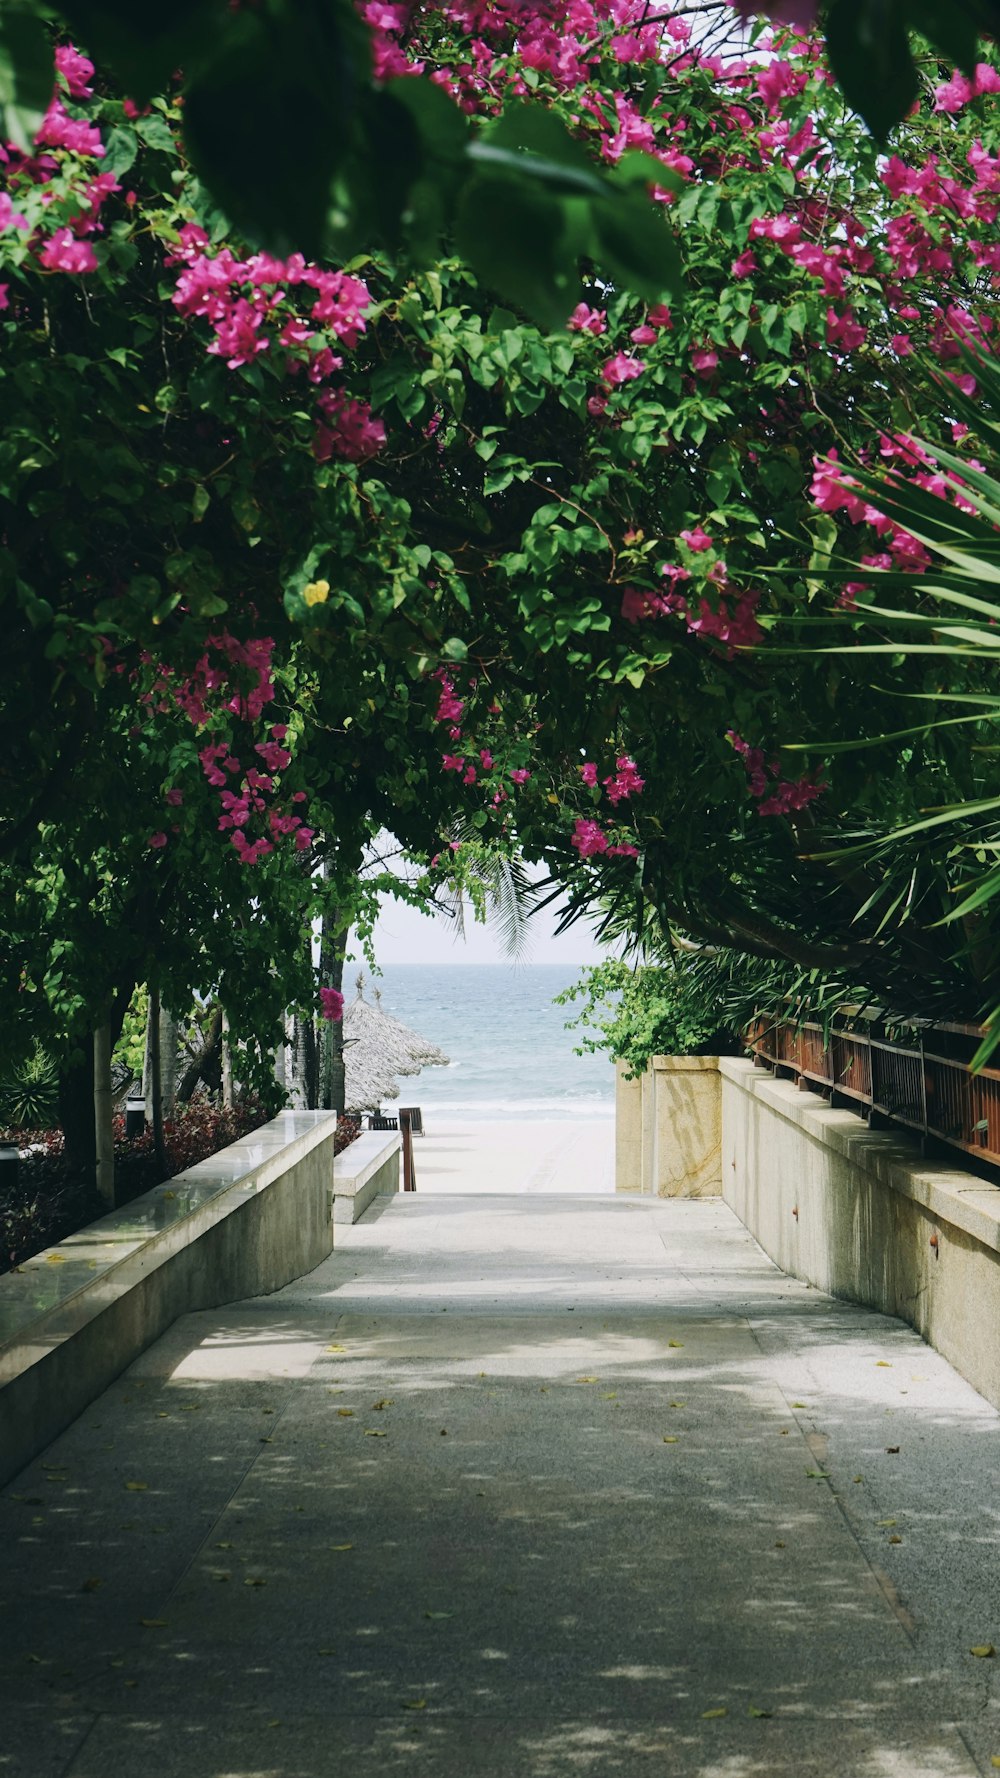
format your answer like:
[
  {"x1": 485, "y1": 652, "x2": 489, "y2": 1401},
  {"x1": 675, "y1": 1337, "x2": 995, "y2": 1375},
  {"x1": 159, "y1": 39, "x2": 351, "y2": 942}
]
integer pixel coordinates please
[{"x1": 4, "y1": 1194, "x2": 1000, "y2": 1777}]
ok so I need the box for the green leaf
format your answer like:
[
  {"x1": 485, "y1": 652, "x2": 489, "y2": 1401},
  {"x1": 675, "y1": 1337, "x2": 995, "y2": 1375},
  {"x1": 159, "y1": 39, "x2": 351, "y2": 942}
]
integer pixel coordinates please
[
  {"x1": 590, "y1": 188, "x2": 683, "y2": 305},
  {"x1": 825, "y1": 0, "x2": 918, "y2": 141},
  {"x1": 182, "y1": 0, "x2": 372, "y2": 258},
  {"x1": 455, "y1": 175, "x2": 577, "y2": 331},
  {"x1": 0, "y1": 7, "x2": 54, "y2": 154}
]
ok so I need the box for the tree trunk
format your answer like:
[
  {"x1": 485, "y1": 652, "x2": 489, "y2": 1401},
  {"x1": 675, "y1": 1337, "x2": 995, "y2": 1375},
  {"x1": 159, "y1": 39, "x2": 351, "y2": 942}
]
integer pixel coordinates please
[
  {"x1": 221, "y1": 1011, "x2": 234, "y2": 1108},
  {"x1": 147, "y1": 980, "x2": 167, "y2": 1177},
  {"x1": 93, "y1": 1023, "x2": 115, "y2": 1207},
  {"x1": 177, "y1": 1004, "x2": 223, "y2": 1103},
  {"x1": 289, "y1": 1014, "x2": 309, "y2": 1109},
  {"x1": 58, "y1": 1046, "x2": 96, "y2": 1182},
  {"x1": 319, "y1": 906, "x2": 349, "y2": 1115},
  {"x1": 158, "y1": 1004, "x2": 178, "y2": 1117}
]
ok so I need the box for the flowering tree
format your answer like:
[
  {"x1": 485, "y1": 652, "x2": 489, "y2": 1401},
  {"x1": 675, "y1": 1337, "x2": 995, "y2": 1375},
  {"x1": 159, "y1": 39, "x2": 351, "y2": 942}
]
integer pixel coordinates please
[{"x1": 4, "y1": 3, "x2": 1000, "y2": 1182}]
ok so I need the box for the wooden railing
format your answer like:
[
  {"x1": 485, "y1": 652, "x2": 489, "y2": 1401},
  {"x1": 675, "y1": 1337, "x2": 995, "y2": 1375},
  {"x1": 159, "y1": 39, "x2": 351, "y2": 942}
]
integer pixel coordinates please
[{"x1": 747, "y1": 1011, "x2": 1000, "y2": 1173}]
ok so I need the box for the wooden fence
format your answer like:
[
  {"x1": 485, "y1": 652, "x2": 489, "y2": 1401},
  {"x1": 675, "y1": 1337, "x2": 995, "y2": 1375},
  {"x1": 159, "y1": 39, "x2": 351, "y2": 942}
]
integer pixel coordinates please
[{"x1": 747, "y1": 1012, "x2": 1000, "y2": 1173}]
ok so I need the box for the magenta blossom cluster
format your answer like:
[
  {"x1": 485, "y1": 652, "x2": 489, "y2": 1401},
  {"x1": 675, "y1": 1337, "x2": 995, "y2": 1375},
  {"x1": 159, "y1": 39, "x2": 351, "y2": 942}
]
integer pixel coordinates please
[
  {"x1": 319, "y1": 987, "x2": 344, "y2": 1022},
  {"x1": 570, "y1": 819, "x2": 639, "y2": 860},
  {"x1": 145, "y1": 636, "x2": 313, "y2": 866},
  {"x1": 167, "y1": 225, "x2": 383, "y2": 467},
  {"x1": 728, "y1": 730, "x2": 825, "y2": 819},
  {"x1": 621, "y1": 525, "x2": 763, "y2": 657}
]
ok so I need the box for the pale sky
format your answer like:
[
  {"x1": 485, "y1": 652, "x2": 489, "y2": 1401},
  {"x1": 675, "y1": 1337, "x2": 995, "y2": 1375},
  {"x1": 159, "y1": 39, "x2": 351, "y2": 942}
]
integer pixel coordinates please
[{"x1": 348, "y1": 889, "x2": 612, "y2": 968}]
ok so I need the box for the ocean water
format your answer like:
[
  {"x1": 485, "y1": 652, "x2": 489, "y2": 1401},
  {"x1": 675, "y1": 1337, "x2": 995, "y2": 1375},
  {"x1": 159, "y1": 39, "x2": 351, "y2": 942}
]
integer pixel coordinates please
[{"x1": 362, "y1": 964, "x2": 614, "y2": 1121}]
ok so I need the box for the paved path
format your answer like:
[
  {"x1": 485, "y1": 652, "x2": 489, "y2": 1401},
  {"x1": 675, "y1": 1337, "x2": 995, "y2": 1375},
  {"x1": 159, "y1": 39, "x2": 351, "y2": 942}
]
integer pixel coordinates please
[
  {"x1": 413, "y1": 1116, "x2": 614, "y2": 1193},
  {"x1": 4, "y1": 1194, "x2": 1000, "y2": 1777}
]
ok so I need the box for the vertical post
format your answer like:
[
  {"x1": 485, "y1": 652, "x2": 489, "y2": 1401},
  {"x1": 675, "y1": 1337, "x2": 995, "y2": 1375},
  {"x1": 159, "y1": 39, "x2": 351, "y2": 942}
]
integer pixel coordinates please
[
  {"x1": 400, "y1": 1110, "x2": 416, "y2": 1192},
  {"x1": 93, "y1": 1023, "x2": 115, "y2": 1207}
]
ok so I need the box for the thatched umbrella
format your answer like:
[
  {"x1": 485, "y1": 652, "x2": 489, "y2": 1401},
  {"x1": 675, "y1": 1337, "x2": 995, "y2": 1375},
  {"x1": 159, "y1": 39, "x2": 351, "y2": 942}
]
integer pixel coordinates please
[
  {"x1": 344, "y1": 974, "x2": 424, "y2": 1077},
  {"x1": 344, "y1": 1037, "x2": 402, "y2": 1114},
  {"x1": 371, "y1": 987, "x2": 450, "y2": 1068}
]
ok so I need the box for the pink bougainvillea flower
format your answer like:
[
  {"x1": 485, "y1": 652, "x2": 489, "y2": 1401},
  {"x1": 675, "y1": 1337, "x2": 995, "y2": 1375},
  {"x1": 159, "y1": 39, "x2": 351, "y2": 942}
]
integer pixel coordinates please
[
  {"x1": 601, "y1": 352, "x2": 646, "y2": 387},
  {"x1": 0, "y1": 193, "x2": 28, "y2": 234},
  {"x1": 567, "y1": 302, "x2": 607, "y2": 334},
  {"x1": 319, "y1": 987, "x2": 344, "y2": 1022},
  {"x1": 679, "y1": 526, "x2": 713, "y2": 553},
  {"x1": 580, "y1": 762, "x2": 598, "y2": 786},
  {"x1": 691, "y1": 346, "x2": 719, "y2": 378},
  {"x1": 603, "y1": 757, "x2": 645, "y2": 804},
  {"x1": 164, "y1": 787, "x2": 183, "y2": 807},
  {"x1": 39, "y1": 230, "x2": 98, "y2": 274},
  {"x1": 510, "y1": 767, "x2": 531, "y2": 785},
  {"x1": 148, "y1": 831, "x2": 168, "y2": 849},
  {"x1": 571, "y1": 818, "x2": 609, "y2": 858}
]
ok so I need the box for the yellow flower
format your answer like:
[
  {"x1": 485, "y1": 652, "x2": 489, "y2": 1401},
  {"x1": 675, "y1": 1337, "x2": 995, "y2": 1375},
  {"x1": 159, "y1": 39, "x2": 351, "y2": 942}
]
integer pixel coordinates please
[{"x1": 303, "y1": 578, "x2": 330, "y2": 607}]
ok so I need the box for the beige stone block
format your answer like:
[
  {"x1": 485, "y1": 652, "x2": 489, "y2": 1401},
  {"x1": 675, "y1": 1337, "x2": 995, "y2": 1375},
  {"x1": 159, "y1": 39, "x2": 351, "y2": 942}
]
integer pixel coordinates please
[
  {"x1": 614, "y1": 1059, "x2": 643, "y2": 1192},
  {"x1": 649, "y1": 1056, "x2": 722, "y2": 1197}
]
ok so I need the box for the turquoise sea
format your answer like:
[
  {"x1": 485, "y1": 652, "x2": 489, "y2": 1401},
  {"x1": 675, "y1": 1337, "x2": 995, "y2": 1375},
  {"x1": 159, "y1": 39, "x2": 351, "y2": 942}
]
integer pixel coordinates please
[{"x1": 363, "y1": 964, "x2": 614, "y2": 1121}]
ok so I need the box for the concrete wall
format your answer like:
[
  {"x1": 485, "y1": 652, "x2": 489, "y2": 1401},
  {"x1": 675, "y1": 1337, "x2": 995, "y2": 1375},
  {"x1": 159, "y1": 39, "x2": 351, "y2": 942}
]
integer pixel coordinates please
[
  {"x1": 332, "y1": 1130, "x2": 401, "y2": 1223},
  {"x1": 616, "y1": 1056, "x2": 722, "y2": 1197},
  {"x1": 722, "y1": 1057, "x2": 1000, "y2": 1413},
  {"x1": 0, "y1": 1111, "x2": 338, "y2": 1486}
]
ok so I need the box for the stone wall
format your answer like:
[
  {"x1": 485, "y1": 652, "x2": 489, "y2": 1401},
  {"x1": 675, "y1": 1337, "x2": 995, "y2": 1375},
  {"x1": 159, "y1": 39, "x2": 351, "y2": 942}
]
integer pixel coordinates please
[
  {"x1": 0, "y1": 1111, "x2": 339, "y2": 1486},
  {"x1": 722, "y1": 1057, "x2": 1000, "y2": 1413}
]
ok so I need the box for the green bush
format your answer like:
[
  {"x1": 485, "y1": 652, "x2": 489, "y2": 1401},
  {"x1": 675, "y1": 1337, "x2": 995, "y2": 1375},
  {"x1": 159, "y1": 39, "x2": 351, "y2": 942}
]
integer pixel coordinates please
[{"x1": 558, "y1": 959, "x2": 740, "y2": 1078}]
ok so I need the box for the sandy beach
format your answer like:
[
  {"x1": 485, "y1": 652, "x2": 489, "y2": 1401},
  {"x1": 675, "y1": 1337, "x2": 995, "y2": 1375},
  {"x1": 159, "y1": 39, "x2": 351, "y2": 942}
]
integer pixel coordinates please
[{"x1": 407, "y1": 1114, "x2": 615, "y2": 1194}]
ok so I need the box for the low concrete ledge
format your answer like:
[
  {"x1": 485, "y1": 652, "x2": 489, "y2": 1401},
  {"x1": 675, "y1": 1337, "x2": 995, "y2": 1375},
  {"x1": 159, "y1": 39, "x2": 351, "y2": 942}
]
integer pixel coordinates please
[
  {"x1": 0, "y1": 1110, "x2": 338, "y2": 1486},
  {"x1": 332, "y1": 1131, "x2": 400, "y2": 1224},
  {"x1": 721, "y1": 1057, "x2": 1000, "y2": 1410}
]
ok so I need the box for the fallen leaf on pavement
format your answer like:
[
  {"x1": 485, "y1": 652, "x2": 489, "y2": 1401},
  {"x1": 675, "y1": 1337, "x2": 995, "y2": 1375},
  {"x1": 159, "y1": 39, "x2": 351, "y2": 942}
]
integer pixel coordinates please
[
  {"x1": 889, "y1": 1535, "x2": 902, "y2": 1545},
  {"x1": 326, "y1": 1345, "x2": 347, "y2": 1353},
  {"x1": 245, "y1": 1578, "x2": 266, "y2": 1588},
  {"x1": 372, "y1": 1400, "x2": 393, "y2": 1410},
  {"x1": 576, "y1": 1376, "x2": 599, "y2": 1384},
  {"x1": 365, "y1": 1430, "x2": 387, "y2": 1438},
  {"x1": 885, "y1": 1446, "x2": 900, "y2": 1455},
  {"x1": 124, "y1": 1482, "x2": 147, "y2": 1492},
  {"x1": 876, "y1": 1361, "x2": 892, "y2": 1368},
  {"x1": 805, "y1": 1470, "x2": 829, "y2": 1479},
  {"x1": 669, "y1": 1401, "x2": 685, "y2": 1409},
  {"x1": 668, "y1": 1340, "x2": 684, "y2": 1349},
  {"x1": 331, "y1": 1543, "x2": 354, "y2": 1552},
  {"x1": 662, "y1": 1436, "x2": 679, "y2": 1444},
  {"x1": 425, "y1": 1611, "x2": 453, "y2": 1620},
  {"x1": 403, "y1": 1699, "x2": 427, "y2": 1710},
  {"x1": 748, "y1": 1704, "x2": 773, "y2": 1718},
  {"x1": 702, "y1": 1708, "x2": 727, "y2": 1719},
  {"x1": 877, "y1": 1519, "x2": 896, "y2": 1527},
  {"x1": 971, "y1": 1645, "x2": 996, "y2": 1658}
]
